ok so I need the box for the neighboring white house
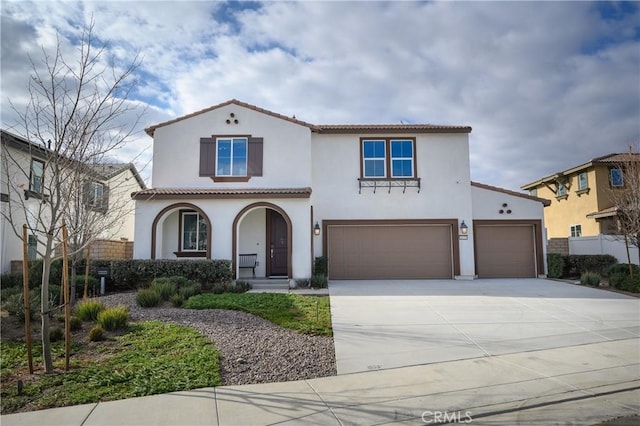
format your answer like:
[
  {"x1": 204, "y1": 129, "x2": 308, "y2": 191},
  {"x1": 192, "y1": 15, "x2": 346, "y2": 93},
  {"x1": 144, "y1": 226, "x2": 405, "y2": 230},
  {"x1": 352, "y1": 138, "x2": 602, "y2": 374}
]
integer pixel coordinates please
[
  {"x1": 133, "y1": 99, "x2": 550, "y2": 281},
  {"x1": 1, "y1": 130, "x2": 146, "y2": 273}
]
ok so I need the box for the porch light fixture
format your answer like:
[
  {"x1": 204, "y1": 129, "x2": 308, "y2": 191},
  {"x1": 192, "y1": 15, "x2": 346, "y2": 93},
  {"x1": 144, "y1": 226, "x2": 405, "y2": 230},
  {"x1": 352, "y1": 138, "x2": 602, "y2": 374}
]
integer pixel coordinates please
[
  {"x1": 313, "y1": 222, "x2": 321, "y2": 236},
  {"x1": 459, "y1": 220, "x2": 468, "y2": 235}
]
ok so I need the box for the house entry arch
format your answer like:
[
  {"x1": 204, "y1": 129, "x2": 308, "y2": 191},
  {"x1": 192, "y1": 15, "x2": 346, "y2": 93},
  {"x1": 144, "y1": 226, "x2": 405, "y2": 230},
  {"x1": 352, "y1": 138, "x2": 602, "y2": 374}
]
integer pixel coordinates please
[
  {"x1": 150, "y1": 203, "x2": 212, "y2": 259},
  {"x1": 233, "y1": 202, "x2": 292, "y2": 279}
]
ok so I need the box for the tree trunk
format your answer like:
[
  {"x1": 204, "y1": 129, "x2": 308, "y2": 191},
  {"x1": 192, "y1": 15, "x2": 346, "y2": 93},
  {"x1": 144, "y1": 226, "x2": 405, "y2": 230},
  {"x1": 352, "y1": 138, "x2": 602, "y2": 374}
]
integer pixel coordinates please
[{"x1": 40, "y1": 243, "x2": 54, "y2": 373}]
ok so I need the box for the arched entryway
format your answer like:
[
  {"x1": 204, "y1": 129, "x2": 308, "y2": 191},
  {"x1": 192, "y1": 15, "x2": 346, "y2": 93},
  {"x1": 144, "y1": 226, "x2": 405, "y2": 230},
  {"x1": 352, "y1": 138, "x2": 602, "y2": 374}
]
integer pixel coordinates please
[
  {"x1": 233, "y1": 202, "x2": 292, "y2": 279},
  {"x1": 151, "y1": 203, "x2": 212, "y2": 259}
]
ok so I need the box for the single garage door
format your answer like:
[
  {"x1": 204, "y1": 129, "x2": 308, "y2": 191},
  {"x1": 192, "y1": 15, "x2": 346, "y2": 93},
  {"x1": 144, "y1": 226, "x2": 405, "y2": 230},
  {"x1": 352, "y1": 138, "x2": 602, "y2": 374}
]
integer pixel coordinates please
[
  {"x1": 328, "y1": 224, "x2": 453, "y2": 279},
  {"x1": 475, "y1": 224, "x2": 536, "y2": 278}
]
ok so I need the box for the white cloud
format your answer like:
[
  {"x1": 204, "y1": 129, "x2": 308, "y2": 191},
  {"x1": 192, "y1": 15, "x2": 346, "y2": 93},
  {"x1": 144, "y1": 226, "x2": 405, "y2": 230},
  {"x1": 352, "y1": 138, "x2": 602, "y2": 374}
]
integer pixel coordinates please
[{"x1": 1, "y1": 0, "x2": 638, "y2": 190}]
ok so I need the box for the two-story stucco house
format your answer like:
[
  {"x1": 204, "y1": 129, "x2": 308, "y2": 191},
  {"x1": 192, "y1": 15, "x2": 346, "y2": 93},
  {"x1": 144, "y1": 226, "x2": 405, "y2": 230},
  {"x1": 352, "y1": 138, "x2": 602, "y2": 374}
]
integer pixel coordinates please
[
  {"x1": 1, "y1": 130, "x2": 146, "y2": 273},
  {"x1": 133, "y1": 99, "x2": 550, "y2": 281},
  {"x1": 521, "y1": 153, "x2": 638, "y2": 239}
]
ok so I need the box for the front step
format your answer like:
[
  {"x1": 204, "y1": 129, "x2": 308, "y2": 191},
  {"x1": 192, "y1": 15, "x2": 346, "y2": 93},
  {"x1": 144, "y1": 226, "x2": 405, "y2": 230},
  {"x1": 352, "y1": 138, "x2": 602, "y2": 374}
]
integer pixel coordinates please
[{"x1": 243, "y1": 278, "x2": 290, "y2": 291}]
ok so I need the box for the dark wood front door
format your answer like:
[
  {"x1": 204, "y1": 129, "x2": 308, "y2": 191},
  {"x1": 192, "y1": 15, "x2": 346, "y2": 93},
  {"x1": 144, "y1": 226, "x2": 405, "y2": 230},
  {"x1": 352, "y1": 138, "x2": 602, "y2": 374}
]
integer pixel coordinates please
[{"x1": 267, "y1": 210, "x2": 288, "y2": 277}]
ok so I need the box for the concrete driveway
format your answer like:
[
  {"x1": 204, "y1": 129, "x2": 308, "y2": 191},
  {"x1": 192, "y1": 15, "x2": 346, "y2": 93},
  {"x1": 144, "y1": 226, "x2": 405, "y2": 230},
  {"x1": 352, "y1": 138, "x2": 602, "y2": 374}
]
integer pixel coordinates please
[{"x1": 328, "y1": 278, "x2": 640, "y2": 374}]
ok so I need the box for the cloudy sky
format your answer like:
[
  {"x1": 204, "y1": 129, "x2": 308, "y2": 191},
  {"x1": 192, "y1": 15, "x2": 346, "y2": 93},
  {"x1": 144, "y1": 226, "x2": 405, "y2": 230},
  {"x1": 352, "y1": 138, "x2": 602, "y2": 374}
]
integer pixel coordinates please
[{"x1": 1, "y1": 1, "x2": 639, "y2": 191}]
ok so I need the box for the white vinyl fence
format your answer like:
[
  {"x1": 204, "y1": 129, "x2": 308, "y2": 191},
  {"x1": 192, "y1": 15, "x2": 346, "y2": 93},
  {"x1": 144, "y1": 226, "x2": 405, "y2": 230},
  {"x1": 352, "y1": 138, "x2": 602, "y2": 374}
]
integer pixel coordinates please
[{"x1": 569, "y1": 234, "x2": 639, "y2": 264}]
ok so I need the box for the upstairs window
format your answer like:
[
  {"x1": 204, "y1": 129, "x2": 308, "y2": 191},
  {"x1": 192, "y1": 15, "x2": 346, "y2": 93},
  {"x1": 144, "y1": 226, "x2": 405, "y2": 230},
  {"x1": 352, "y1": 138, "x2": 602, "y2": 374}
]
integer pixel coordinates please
[
  {"x1": 610, "y1": 168, "x2": 624, "y2": 187},
  {"x1": 361, "y1": 138, "x2": 416, "y2": 179},
  {"x1": 578, "y1": 172, "x2": 588, "y2": 191},
  {"x1": 391, "y1": 140, "x2": 414, "y2": 178},
  {"x1": 181, "y1": 211, "x2": 207, "y2": 252},
  {"x1": 89, "y1": 182, "x2": 105, "y2": 208},
  {"x1": 216, "y1": 137, "x2": 247, "y2": 177},
  {"x1": 30, "y1": 159, "x2": 44, "y2": 193},
  {"x1": 362, "y1": 140, "x2": 386, "y2": 178},
  {"x1": 557, "y1": 182, "x2": 567, "y2": 196},
  {"x1": 84, "y1": 181, "x2": 108, "y2": 213},
  {"x1": 199, "y1": 135, "x2": 263, "y2": 182},
  {"x1": 529, "y1": 188, "x2": 537, "y2": 197}
]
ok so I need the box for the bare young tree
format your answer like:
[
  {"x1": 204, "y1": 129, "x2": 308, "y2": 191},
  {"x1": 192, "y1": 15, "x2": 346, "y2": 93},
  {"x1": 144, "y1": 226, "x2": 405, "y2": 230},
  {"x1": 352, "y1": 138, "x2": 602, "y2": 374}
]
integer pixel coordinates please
[
  {"x1": 1, "y1": 20, "x2": 144, "y2": 373},
  {"x1": 608, "y1": 149, "x2": 640, "y2": 273}
]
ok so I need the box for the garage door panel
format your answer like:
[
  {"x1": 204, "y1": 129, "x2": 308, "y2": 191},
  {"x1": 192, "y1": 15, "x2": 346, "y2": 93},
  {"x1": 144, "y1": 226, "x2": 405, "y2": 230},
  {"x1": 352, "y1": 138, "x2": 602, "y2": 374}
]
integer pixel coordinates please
[
  {"x1": 328, "y1": 225, "x2": 453, "y2": 279},
  {"x1": 475, "y1": 225, "x2": 536, "y2": 278}
]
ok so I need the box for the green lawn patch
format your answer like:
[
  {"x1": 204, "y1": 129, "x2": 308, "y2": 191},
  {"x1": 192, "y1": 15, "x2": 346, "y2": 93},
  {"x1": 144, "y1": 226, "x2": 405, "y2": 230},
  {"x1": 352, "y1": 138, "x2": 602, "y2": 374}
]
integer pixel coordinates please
[
  {"x1": 185, "y1": 293, "x2": 332, "y2": 336},
  {"x1": 0, "y1": 321, "x2": 220, "y2": 414}
]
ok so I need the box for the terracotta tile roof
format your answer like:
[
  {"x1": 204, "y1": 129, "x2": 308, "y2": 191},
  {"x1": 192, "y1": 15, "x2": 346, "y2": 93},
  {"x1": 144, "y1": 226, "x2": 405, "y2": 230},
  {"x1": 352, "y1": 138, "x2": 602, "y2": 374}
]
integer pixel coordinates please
[
  {"x1": 521, "y1": 152, "x2": 640, "y2": 189},
  {"x1": 586, "y1": 206, "x2": 619, "y2": 219},
  {"x1": 471, "y1": 181, "x2": 551, "y2": 206},
  {"x1": 144, "y1": 99, "x2": 471, "y2": 137},
  {"x1": 132, "y1": 187, "x2": 312, "y2": 200},
  {"x1": 314, "y1": 124, "x2": 471, "y2": 134}
]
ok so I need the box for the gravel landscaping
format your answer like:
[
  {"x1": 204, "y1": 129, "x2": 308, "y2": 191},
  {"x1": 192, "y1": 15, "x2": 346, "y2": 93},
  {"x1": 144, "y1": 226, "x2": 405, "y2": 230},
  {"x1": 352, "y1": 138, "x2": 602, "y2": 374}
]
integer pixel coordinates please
[{"x1": 101, "y1": 292, "x2": 337, "y2": 386}]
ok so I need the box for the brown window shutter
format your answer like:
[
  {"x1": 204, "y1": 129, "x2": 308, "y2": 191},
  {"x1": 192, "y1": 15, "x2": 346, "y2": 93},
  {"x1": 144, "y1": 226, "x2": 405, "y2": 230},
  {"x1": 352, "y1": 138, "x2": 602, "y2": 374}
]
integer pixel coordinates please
[
  {"x1": 199, "y1": 137, "x2": 216, "y2": 176},
  {"x1": 248, "y1": 137, "x2": 263, "y2": 176}
]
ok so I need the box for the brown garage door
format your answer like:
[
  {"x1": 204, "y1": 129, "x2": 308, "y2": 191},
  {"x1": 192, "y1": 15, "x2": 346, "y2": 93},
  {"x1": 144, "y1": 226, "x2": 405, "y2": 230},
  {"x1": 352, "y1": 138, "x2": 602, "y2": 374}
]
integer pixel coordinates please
[
  {"x1": 327, "y1": 224, "x2": 453, "y2": 279},
  {"x1": 475, "y1": 225, "x2": 536, "y2": 278}
]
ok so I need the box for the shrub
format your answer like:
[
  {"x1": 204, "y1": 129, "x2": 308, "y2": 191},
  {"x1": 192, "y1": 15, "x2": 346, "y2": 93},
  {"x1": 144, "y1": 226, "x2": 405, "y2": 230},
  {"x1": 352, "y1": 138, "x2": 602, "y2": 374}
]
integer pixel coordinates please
[
  {"x1": 178, "y1": 283, "x2": 201, "y2": 300},
  {"x1": 608, "y1": 263, "x2": 640, "y2": 277},
  {"x1": 88, "y1": 325, "x2": 105, "y2": 342},
  {"x1": 233, "y1": 281, "x2": 252, "y2": 293},
  {"x1": 546, "y1": 253, "x2": 564, "y2": 278},
  {"x1": 295, "y1": 278, "x2": 310, "y2": 288},
  {"x1": 136, "y1": 288, "x2": 161, "y2": 308},
  {"x1": 97, "y1": 306, "x2": 129, "y2": 331},
  {"x1": 74, "y1": 299, "x2": 105, "y2": 322},
  {"x1": 73, "y1": 275, "x2": 100, "y2": 297},
  {"x1": 2, "y1": 290, "x2": 40, "y2": 321},
  {"x1": 69, "y1": 315, "x2": 83, "y2": 331},
  {"x1": 620, "y1": 275, "x2": 640, "y2": 293},
  {"x1": 170, "y1": 293, "x2": 184, "y2": 307},
  {"x1": 49, "y1": 327, "x2": 64, "y2": 342},
  {"x1": 0, "y1": 273, "x2": 24, "y2": 288},
  {"x1": 108, "y1": 259, "x2": 232, "y2": 290},
  {"x1": 310, "y1": 274, "x2": 328, "y2": 289},
  {"x1": 580, "y1": 272, "x2": 601, "y2": 287},
  {"x1": 168, "y1": 276, "x2": 194, "y2": 288},
  {"x1": 150, "y1": 278, "x2": 177, "y2": 301},
  {"x1": 314, "y1": 256, "x2": 328, "y2": 275},
  {"x1": 565, "y1": 255, "x2": 617, "y2": 277}
]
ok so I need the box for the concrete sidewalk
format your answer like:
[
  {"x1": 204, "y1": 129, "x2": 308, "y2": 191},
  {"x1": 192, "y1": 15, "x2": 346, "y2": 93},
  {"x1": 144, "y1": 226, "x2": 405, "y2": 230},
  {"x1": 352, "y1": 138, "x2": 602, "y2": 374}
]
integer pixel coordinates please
[{"x1": 3, "y1": 338, "x2": 639, "y2": 425}]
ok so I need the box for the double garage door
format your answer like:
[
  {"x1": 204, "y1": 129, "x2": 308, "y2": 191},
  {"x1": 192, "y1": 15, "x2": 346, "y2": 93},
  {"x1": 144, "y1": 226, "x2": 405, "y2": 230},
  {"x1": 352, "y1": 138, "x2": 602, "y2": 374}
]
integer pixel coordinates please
[
  {"x1": 326, "y1": 221, "x2": 538, "y2": 279},
  {"x1": 327, "y1": 223, "x2": 455, "y2": 279}
]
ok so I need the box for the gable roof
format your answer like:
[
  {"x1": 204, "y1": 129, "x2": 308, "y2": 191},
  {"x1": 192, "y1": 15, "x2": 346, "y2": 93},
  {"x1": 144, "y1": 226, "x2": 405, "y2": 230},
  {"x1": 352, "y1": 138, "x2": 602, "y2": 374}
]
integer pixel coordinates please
[
  {"x1": 144, "y1": 99, "x2": 472, "y2": 137},
  {"x1": 1, "y1": 129, "x2": 146, "y2": 189},
  {"x1": 471, "y1": 181, "x2": 551, "y2": 207},
  {"x1": 521, "y1": 153, "x2": 640, "y2": 190}
]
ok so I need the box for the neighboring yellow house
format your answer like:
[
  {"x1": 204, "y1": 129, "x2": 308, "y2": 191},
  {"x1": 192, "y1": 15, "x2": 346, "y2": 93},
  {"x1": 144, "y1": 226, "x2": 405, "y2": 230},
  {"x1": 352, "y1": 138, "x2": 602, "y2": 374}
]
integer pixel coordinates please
[{"x1": 521, "y1": 153, "x2": 637, "y2": 239}]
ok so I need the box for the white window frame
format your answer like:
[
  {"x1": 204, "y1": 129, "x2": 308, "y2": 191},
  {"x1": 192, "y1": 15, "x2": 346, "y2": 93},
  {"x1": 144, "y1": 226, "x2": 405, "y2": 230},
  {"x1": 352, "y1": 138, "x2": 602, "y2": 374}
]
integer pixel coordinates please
[
  {"x1": 557, "y1": 182, "x2": 567, "y2": 196},
  {"x1": 180, "y1": 211, "x2": 207, "y2": 252},
  {"x1": 578, "y1": 172, "x2": 588, "y2": 191},
  {"x1": 89, "y1": 182, "x2": 105, "y2": 208},
  {"x1": 30, "y1": 159, "x2": 44, "y2": 193},
  {"x1": 390, "y1": 139, "x2": 415, "y2": 178},
  {"x1": 362, "y1": 139, "x2": 387, "y2": 178},
  {"x1": 215, "y1": 137, "x2": 248, "y2": 177},
  {"x1": 610, "y1": 168, "x2": 624, "y2": 187},
  {"x1": 570, "y1": 224, "x2": 582, "y2": 238}
]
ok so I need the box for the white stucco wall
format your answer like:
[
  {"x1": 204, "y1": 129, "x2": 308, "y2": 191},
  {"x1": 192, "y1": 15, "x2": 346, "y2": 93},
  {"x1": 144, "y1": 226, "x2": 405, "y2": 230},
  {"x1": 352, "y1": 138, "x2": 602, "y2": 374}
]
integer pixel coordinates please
[
  {"x1": 471, "y1": 185, "x2": 547, "y2": 221},
  {"x1": 151, "y1": 104, "x2": 312, "y2": 189},
  {"x1": 310, "y1": 132, "x2": 476, "y2": 277},
  {"x1": 133, "y1": 197, "x2": 312, "y2": 279}
]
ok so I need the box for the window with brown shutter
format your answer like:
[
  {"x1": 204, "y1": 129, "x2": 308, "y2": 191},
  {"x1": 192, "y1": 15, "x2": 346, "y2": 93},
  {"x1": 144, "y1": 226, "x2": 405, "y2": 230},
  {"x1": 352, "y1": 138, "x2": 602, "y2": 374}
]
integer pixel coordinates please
[{"x1": 200, "y1": 135, "x2": 263, "y2": 182}]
